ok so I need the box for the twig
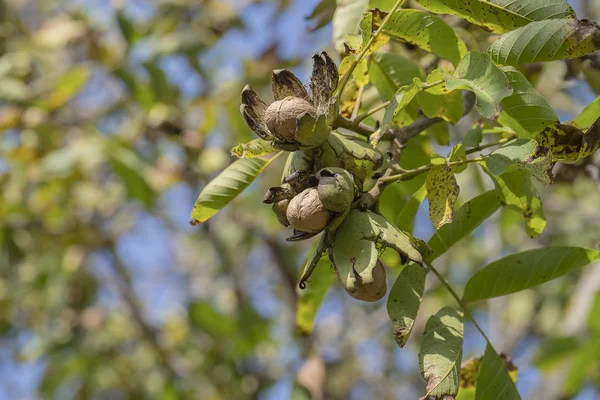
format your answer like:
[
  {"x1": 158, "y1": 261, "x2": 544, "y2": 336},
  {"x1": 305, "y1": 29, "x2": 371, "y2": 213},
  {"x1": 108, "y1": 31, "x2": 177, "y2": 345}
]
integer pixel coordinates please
[
  {"x1": 334, "y1": 114, "x2": 376, "y2": 137},
  {"x1": 379, "y1": 158, "x2": 485, "y2": 185},
  {"x1": 351, "y1": 84, "x2": 366, "y2": 120},
  {"x1": 465, "y1": 137, "x2": 514, "y2": 155},
  {"x1": 424, "y1": 261, "x2": 492, "y2": 344},
  {"x1": 336, "y1": 0, "x2": 407, "y2": 98}
]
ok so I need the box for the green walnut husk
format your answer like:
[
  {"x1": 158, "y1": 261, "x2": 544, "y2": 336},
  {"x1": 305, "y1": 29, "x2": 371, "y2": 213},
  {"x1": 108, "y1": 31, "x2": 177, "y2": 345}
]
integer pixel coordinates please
[
  {"x1": 330, "y1": 209, "x2": 430, "y2": 301},
  {"x1": 240, "y1": 52, "x2": 338, "y2": 151},
  {"x1": 264, "y1": 168, "x2": 357, "y2": 241},
  {"x1": 313, "y1": 132, "x2": 384, "y2": 191}
]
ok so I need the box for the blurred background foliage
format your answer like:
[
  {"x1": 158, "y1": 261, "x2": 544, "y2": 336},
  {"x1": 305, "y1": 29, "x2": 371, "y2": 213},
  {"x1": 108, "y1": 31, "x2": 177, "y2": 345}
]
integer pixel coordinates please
[{"x1": 0, "y1": 0, "x2": 599, "y2": 399}]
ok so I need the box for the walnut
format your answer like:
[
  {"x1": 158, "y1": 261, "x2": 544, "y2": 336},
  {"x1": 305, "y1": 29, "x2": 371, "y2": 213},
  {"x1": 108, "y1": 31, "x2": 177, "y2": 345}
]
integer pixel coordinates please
[
  {"x1": 286, "y1": 188, "x2": 331, "y2": 233},
  {"x1": 264, "y1": 96, "x2": 316, "y2": 142},
  {"x1": 346, "y1": 261, "x2": 387, "y2": 302}
]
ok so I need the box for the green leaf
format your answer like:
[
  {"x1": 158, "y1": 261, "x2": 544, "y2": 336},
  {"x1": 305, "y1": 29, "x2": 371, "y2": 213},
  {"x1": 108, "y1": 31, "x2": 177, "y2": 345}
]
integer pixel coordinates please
[
  {"x1": 449, "y1": 143, "x2": 467, "y2": 173},
  {"x1": 485, "y1": 139, "x2": 553, "y2": 184},
  {"x1": 382, "y1": 9, "x2": 467, "y2": 66},
  {"x1": 428, "y1": 190, "x2": 502, "y2": 261},
  {"x1": 573, "y1": 96, "x2": 600, "y2": 130},
  {"x1": 0, "y1": 77, "x2": 29, "y2": 103},
  {"x1": 387, "y1": 263, "x2": 428, "y2": 347},
  {"x1": 419, "y1": 307, "x2": 464, "y2": 399},
  {"x1": 307, "y1": 0, "x2": 336, "y2": 32},
  {"x1": 418, "y1": 69, "x2": 464, "y2": 124},
  {"x1": 39, "y1": 66, "x2": 91, "y2": 111},
  {"x1": 415, "y1": 0, "x2": 574, "y2": 33},
  {"x1": 190, "y1": 156, "x2": 278, "y2": 224},
  {"x1": 535, "y1": 119, "x2": 600, "y2": 163},
  {"x1": 463, "y1": 126, "x2": 484, "y2": 147},
  {"x1": 189, "y1": 301, "x2": 237, "y2": 337},
  {"x1": 396, "y1": 183, "x2": 427, "y2": 232},
  {"x1": 332, "y1": 0, "x2": 369, "y2": 52},
  {"x1": 534, "y1": 336, "x2": 580, "y2": 371},
  {"x1": 230, "y1": 139, "x2": 276, "y2": 159},
  {"x1": 426, "y1": 163, "x2": 460, "y2": 229},
  {"x1": 117, "y1": 11, "x2": 140, "y2": 45},
  {"x1": 369, "y1": 52, "x2": 425, "y2": 100},
  {"x1": 444, "y1": 52, "x2": 513, "y2": 120},
  {"x1": 109, "y1": 145, "x2": 153, "y2": 208},
  {"x1": 476, "y1": 344, "x2": 521, "y2": 400},
  {"x1": 464, "y1": 247, "x2": 600, "y2": 302},
  {"x1": 374, "y1": 78, "x2": 425, "y2": 140},
  {"x1": 488, "y1": 19, "x2": 600, "y2": 66},
  {"x1": 498, "y1": 67, "x2": 559, "y2": 138},
  {"x1": 296, "y1": 245, "x2": 335, "y2": 335},
  {"x1": 490, "y1": 171, "x2": 546, "y2": 238},
  {"x1": 563, "y1": 339, "x2": 600, "y2": 396},
  {"x1": 429, "y1": 121, "x2": 450, "y2": 146},
  {"x1": 589, "y1": 292, "x2": 600, "y2": 334}
]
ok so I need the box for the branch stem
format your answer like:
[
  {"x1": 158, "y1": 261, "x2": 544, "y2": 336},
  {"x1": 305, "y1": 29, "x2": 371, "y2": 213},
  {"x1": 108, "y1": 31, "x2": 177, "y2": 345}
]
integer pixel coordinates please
[
  {"x1": 336, "y1": 0, "x2": 406, "y2": 98},
  {"x1": 465, "y1": 137, "x2": 514, "y2": 155},
  {"x1": 379, "y1": 158, "x2": 485, "y2": 185},
  {"x1": 424, "y1": 261, "x2": 492, "y2": 345}
]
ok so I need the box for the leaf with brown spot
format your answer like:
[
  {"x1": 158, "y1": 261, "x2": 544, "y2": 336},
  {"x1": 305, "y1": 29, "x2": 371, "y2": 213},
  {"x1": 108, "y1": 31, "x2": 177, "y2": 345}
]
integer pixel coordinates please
[
  {"x1": 419, "y1": 307, "x2": 464, "y2": 400},
  {"x1": 535, "y1": 118, "x2": 600, "y2": 163},
  {"x1": 386, "y1": 263, "x2": 428, "y2": 347},
  {"x1": 426, "y1": 164, "x2": 460, "y2": 229},
  {"x1": 485, "y1": 139, "x2": 554, "y2": 184},
  {"x1": 489, "y1": 19, "x2": 600, "y2": 66}
]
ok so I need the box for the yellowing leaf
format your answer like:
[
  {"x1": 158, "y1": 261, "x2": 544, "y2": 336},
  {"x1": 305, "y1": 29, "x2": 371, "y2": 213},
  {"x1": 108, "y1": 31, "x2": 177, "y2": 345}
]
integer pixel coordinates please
[
  {"x1": 535, "y1": 119, "x2": 600, "y2": 163},
  {"x1": 426, "y1": 164, "x2": 460, "y2": 229},
  {"x1": 230, "y1": 139, "x2": 276, "y2": 159}
]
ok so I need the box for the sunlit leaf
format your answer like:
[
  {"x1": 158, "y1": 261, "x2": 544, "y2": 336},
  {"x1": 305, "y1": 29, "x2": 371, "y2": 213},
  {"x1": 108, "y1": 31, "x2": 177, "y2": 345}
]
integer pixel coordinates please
[
  {"x1": 231, "y1": 139, "x2": 276, "y2": 159},
  {"x1": 498, "y1": 67, "x2": 559, "y2": 138},
  {"x1": 428, "y1": 190, "x2": 502, "y2": 261},
  {"x1": 38, "y1": 66, "x2": 91, "y2": 111},
  {"x1": 573, "y1": 96, "x2": 600, "y2": 130},
  {"x1": 485, "y1": 139, "x2": 554, "y2": 184},
  {"x1": 415, "y1": 0, "x2": 574, "y2": 33},
  {"x1": 426, "y1": 163, "x2": 460, "y2": 229},
  {"x1": 382, "y1": 9, "x2": 467, "y2": 66},
  {"x1": 387, "y1": 263, "x2": 428, "y2": 347},
  {"x1": 489, "y1": 171, "x2": 546, "y2": 238},
  {"x1": 444, "y1": 52, "x2": 513, "y2": 120},
  {"x1": 475, "y1": 344, "x2": 521, "y2": 400},
  {"x1": 419, "y1": 307, "x2": 464, "y2": 399},
  {"x1": 464, "y1": 247, "x2": 600, "y2": 302},
  {"x1": 190, "y1": 155, "x2": 279, "y2": 224},
  {"x1": 488, "y1": 19, "x2": 600, "y2": 65},
  {"x1": 332, "y1": 0, "x2": 369, "y2": 52},
  {"x1": 418, "y1": 70, "x2": 464, "y2": 124},
  {"x1": 369, "y1": 52, "x2": 425, "y2": 100}
]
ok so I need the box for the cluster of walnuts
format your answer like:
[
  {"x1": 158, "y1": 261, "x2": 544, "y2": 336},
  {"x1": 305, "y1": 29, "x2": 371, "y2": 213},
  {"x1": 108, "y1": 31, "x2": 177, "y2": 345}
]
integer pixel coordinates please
[{"x1": 240, "y1": 53, "x2": 428, "y2": 302}]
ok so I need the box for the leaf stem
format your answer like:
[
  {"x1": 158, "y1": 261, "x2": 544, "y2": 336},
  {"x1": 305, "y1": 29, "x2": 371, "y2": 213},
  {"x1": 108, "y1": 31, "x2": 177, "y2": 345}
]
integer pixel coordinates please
[
  {"x1": 352, "y1": 80, "x2": 445, "y2": 127},
  {"x1": 424, "y1": 260, "x2": 492, "y2": 345},
  {"x1": 336, "y1": 0, "x2": 406, "y2": 98},
  {"x1": 465, "y1": 136, "x2": 514, "y2": 155},
  {"x1": 379, "y1": 158, "x2": 485, "y2": 184}
]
